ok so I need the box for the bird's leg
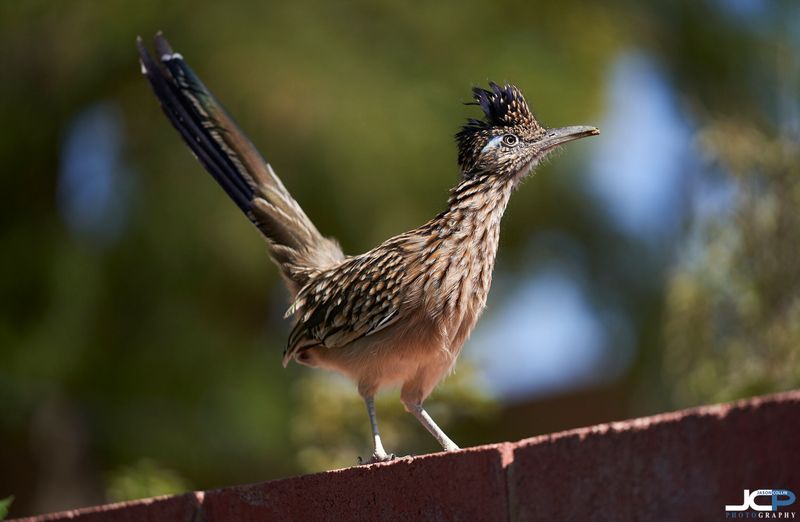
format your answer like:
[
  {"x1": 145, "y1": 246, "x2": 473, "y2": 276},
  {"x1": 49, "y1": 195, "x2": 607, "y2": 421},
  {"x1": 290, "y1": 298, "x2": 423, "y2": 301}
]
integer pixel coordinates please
[
  {"x1": 359, "y1": 396, "x2": 395, "y2": 464},
  {"x1": 403, "y1": 401, "x2": 460, "y2": 452}
]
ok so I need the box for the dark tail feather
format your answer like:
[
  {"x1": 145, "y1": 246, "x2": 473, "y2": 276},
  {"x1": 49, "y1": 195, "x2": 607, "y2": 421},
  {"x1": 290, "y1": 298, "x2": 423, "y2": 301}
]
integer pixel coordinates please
[
  {"x1": 136, "y1": 35, "x2": 254, "y2": 215},
  {"x1": 137, "y1": 33, "x2": 343, "y2": 295}
]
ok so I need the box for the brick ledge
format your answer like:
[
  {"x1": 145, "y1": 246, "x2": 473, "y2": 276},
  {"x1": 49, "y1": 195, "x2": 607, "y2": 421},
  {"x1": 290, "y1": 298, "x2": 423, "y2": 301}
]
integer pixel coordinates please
[{"x1": 13, "y1": 390, "x2": 800, "y2": 521}]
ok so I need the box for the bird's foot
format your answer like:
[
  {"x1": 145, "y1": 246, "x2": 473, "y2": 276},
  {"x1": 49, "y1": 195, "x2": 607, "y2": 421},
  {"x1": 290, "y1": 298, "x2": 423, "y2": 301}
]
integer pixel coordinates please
[{"x1": 358, "y1": 451, "x2": 396, "y2": 465}]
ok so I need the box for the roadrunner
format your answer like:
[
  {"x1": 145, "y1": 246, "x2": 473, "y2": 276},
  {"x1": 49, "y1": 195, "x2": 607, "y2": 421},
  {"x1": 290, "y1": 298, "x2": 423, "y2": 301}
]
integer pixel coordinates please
[{"x1": 137, "y1": 33, "x2": 598, "y2": 463}]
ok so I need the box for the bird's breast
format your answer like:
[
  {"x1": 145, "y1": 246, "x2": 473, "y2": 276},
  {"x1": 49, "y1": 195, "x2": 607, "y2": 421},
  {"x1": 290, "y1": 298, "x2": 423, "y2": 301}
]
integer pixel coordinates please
[{"x1": 416, "y1": 210, "x2": 503, "y2": 353}]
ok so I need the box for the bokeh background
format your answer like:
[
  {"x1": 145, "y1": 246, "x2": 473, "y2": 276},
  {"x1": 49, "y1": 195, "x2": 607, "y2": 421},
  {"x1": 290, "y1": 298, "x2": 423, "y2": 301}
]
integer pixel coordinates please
[{"x1": 1, "y1": 0, "x2": 798, "y2": 517}]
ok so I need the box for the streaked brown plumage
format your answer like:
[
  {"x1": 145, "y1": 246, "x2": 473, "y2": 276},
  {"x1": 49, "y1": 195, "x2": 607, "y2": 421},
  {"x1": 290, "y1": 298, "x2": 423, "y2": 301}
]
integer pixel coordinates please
[{"x1": 137, "y1": 33, "x2": 599, "y2": 462}]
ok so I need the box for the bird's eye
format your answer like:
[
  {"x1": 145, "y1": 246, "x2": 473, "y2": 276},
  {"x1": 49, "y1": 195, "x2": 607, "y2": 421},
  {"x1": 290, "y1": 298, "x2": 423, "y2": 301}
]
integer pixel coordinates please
[{"x1": 502, "y1": 134, "x2": 519, "y2": 146}]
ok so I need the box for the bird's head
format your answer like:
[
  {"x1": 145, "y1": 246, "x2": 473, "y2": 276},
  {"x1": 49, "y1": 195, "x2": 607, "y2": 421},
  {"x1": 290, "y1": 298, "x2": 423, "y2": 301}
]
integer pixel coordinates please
[{"x1": 456, "y1": 82, "x2": 598, "y2": 182}]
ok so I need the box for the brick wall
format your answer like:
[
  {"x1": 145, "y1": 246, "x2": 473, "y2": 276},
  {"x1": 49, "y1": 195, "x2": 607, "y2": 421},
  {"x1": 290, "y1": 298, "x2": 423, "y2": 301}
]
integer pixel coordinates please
[{"x1": 14, "y1": 390, "x2": 800, "y2": 521}]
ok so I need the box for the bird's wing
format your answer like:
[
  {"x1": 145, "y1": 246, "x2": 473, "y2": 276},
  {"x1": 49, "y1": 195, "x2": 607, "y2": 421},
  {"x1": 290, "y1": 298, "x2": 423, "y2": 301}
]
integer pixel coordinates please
[
  {"x1": 137, "y1": 33, "x2": 343, "y2": 296},
  {"x1": 282, "y1": 248, "x2": 407, "y2": 366}
]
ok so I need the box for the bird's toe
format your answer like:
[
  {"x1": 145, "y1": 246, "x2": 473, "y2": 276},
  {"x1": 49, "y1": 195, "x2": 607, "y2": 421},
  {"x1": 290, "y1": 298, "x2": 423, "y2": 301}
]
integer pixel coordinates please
[{"x1": 357, "y1": 451, "x2": 396, "y2": 465}]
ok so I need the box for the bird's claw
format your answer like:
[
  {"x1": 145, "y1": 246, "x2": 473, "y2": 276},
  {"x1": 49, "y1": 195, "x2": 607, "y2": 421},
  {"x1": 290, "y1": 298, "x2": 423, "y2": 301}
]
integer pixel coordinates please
[{"x1": 358, "y1": 452, "x2": 396, "y2": 465}]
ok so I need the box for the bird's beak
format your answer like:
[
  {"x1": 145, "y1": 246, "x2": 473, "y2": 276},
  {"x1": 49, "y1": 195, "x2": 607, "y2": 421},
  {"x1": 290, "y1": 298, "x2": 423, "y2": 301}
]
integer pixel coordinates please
[{"x1": 538, "y1": 125, "x2": 600, "y2": 152}]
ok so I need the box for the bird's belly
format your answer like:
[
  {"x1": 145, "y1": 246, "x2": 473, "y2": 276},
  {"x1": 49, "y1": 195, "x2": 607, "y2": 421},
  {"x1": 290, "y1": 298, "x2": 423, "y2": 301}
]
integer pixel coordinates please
[{"x1": 300, "y1": 316, "x2": 456, "y2": 397}]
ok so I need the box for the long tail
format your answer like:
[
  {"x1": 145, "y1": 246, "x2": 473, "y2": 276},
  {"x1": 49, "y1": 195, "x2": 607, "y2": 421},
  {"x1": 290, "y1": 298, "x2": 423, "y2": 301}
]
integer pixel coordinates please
[{"x1": 137, "y1": 33, "x2": 343, "y2": 297}]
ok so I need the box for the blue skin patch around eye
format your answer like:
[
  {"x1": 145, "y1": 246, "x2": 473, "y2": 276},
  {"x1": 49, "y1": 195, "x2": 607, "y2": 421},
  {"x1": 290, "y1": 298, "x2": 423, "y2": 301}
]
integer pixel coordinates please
[{"x1": 481, "y1": 135, "x2": 503, "y2": 154}]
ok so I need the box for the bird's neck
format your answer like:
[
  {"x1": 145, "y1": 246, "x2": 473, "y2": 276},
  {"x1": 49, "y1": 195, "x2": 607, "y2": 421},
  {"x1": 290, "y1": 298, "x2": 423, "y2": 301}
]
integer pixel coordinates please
[
  {"x1": 419, "y1": 173, "x2": 514, "y2": 285},
  {"x1": 440, "y1": 173, "x2": 515, "y2": 240},
  {"x1": 407, "y1": 172, "x2": 513, "y2": 335}
]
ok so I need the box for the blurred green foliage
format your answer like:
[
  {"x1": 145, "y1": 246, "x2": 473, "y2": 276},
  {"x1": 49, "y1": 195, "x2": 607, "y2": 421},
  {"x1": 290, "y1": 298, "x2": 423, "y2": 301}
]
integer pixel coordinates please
[
  {"x1": 0, "y1": 496, "x2": 13, "y2": 521},
  {"x1": 664, "y1": 120, "x2": 800, "y2": 405},
  {"x1": 106, "y1": 459, "x2": 190, "y2": 502},
  {"x1": 0, "y1": 0, "x2": 797, "y2": 518}
]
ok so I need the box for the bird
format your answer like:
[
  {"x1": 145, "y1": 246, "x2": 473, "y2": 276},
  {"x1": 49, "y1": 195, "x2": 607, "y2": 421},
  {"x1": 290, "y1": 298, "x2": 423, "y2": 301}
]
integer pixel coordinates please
[{"x1": 136, "y1": 32, "x2": 599, "y2": 463}]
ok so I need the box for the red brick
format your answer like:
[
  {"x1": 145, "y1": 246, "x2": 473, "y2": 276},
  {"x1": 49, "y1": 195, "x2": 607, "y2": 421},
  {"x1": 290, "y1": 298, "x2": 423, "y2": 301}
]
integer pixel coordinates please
[
  {"x1": 15, "y1": 391, "x2": 800, "y2": 522},
  {"x1": 202, "y1": 443, "x2": 513, "y2": 522},
  {"x1": 508, "y1": 391, "x2": 800, "y2": 521},
  {"x1": 11, "y1": 492, "x2": 202, "y2": 522}
]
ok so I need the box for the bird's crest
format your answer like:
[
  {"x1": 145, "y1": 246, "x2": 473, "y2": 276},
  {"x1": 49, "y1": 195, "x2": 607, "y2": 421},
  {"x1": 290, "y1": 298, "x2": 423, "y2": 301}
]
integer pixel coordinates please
[
  {"x1": 456, "y1": 82, "x2": 542, "y2": 173},
  {"x1": 470, "y1": 82, "x2": 536, "y2": 128}
]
